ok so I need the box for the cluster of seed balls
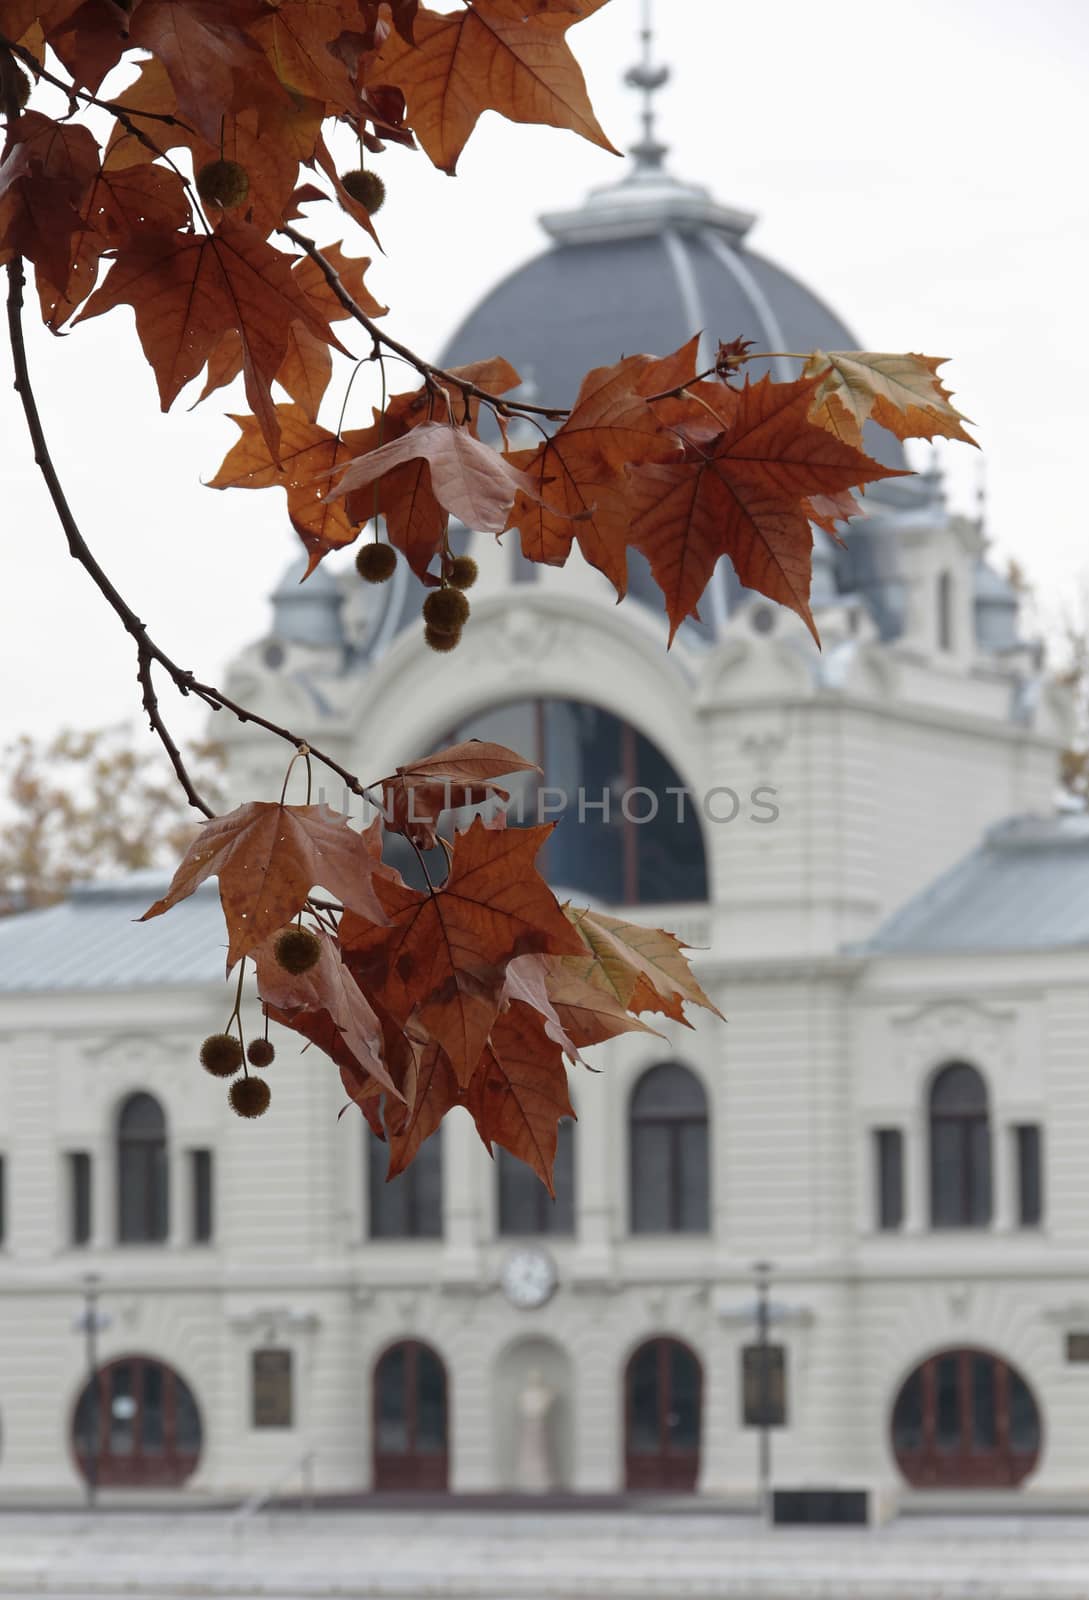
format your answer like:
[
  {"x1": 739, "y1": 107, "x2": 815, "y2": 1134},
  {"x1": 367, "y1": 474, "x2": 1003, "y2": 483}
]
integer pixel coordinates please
[
  {"x1": 356, "y1": 545, "x2": 479, "y2": 651},
  {"x1": 198, "y1": 927, "x2": 323, "y2": 1119},
  {"x1": 194, "y1": 160, "x2": 386, "y2": 215}
]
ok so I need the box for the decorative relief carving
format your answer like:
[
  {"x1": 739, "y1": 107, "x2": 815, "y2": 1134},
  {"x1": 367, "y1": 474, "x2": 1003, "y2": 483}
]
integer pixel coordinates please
[{"x1": 892, "y1": 999, "x2": 1016, "y2": 1089}]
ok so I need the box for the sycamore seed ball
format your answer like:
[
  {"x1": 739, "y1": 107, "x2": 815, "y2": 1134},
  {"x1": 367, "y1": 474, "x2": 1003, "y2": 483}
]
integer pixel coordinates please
[
  {"x1": 196, "y1": 158, "x2": 250, "y2": 210},
  {"x1": 247, "y1": 1038, "x2": 276, "y2": 1069},
  {"x1": 448, "y1": 555, "x2": 478, "y2": 591},
  {"x1": 341, "y1": 168, "x2": 386, "y2": 214},
  {"x1": 200, "y1": 1032, "x2": 243, "y2": 1078},
  {"x1": 425, "y1": 624, "x2": 462, "y2": 654},
  {"x1": 273, "y1": 925, "x2": 322, "y2": 975},
  {"x1": 356, "y1": 542, "x2": 397, "y2": 583},
  {"x1": 0, "y1": 57, "x2": 31, "y2": 112},
  {"x1": 423, "y1": 587, "x2": 470, "y2": 632},
  {"x1": 229, "y1": 1075, "x2": 271, "y2": 1119}
]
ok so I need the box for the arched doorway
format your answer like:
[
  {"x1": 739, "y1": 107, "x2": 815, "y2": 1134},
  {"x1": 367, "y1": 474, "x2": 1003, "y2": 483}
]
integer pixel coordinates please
[
  {"x1": 373, "y1": 1340, "x2": 449, "y2": 1491},
  {"x1": 72, "y1": 1356, "x2": 201, "y2": 1487},
  {"x1": 891, "y1": 1348, "x2": 1041, "y2": 1487},
  {"x1": 624, "y1": 1337, "x2": 702, "y2": 1491}
]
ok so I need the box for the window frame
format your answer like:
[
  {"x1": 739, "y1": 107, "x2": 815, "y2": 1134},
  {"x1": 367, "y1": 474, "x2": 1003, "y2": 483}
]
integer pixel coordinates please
[
  {"x1": 117, "y1": 1093, "x2": 169, "y2": 1245},
  {"x1": 629, "y1": 1063, "x2": 710, "y2": 1236},
  {"x1": 928, "y1": 1063, "x2": 992, "y2": 1230}
]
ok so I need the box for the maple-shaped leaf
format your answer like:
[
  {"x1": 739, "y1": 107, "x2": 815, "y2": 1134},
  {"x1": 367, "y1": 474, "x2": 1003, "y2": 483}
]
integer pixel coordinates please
[
  {"x1": 804, "y1": 488, "x2": 862, "y2": 539},
  {"x1": 75, "y1": 220, "x2": 345, "y2": 458},
  {"x1": 627, "y1": 374, "x2": 905, "y2": 643},
  {"x1": 0, "y1": 110, "x2": 101, "y2": 292},
  {"x1": 341, "y1": 818, "x2": 584, "y2": 1085},
  {"x1": 290, "y1": 241, "x2": 387, "y2": 325},
  {"x1": 254, "y1": 926, "x2": 399, "y2": 1096},
  {"x1": 337, "y1": 1000, "x2": 424, "y2": 1132},
  {"x1": 140, "y1": 801, "x2": 388, "y2": 970},
  {"x1": 506, "y1": 951, "x2": 658, "y2": 1050},
  {"x1": 367, "y1": 0, "x2": 617, "y2": 174},
  {"x1": 565, "y1": 904, "x2": 722, "y2": 1026},
  {"x1": 466, "y1": 999, "x2": 575, "y2": 1194},
  {"x1": 803, "y1": 351, "x2": 977, "y2": 449},
  {"x1": 208, "y1": 405, "x2": 371, "y2": 566},
  {"x1": 250, "y1": 1, "x2": 361, "y2": 111},
  {"x1": 126, "y1": 0, "x2": 281, "y2": 147},
  {"x1": 328, "y1": 419, "x2": 538, "y2": 534},
  {"x1": 378, "y1": 738, "x2": 538, "y2": 849},
  {"x1": 45, "y1": 0, "x2": 132, "y2": 93},
  {"x1": 383, "y1": 1039, "x2": 460, "y2": 1178},
  {"x1": 506, "y1": 354, "x2": 681, "y2": 591}
]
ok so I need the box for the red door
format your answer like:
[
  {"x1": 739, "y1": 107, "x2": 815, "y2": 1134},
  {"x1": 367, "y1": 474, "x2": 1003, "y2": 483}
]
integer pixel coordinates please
[
  {"x1": 73, "y1": 1357, "x2": 202, "y2": 1488},
  {"x1": 373, "y1": 1341, "x2": 449, "y2": 1491},
  {"x1": 625, "y1": 1338, "x2": 702, "y2": 1492},
  {"x1": 892, "y1": 1348, "x2": 1041, "y2": 1487}
]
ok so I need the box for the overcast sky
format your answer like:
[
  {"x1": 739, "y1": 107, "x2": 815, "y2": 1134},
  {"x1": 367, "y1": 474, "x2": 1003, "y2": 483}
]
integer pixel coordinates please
[{"x1": 1, "y1": 0, "x2": 1086, "y2": 766}]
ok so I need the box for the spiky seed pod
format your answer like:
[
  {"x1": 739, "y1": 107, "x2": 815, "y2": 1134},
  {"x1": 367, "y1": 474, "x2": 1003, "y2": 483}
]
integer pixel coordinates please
[
  {"x1": 247, "y1": 1038, "x2": 276, "y2": 1069},
  {"x1": 200, "y1": 1032, "x2": 244, "y2": 1078},
  {"x1": 195, "y1": 158, "x2": 250, "y2": 210},
  {"x1": 340, "y1": 168, "x2": 386, "y2": 213},
  {"x1": 423, "y1": 587, "x2": 470, "y2": 632},
  {"x1": 447, "y1": 555, "x2": 478, "y2": 591},
  {"x1": 425, "y1": 624, "x2": 462, "y2": 654},
  {"x1": 229, "y1": 1075, "x2": 271, "y2": 1119},
  {"x1": 356, "y1": 542, "x2": 397, "y2": 583},
  {"x1": 273, "y1": 924, "x2": 322, "y2": 975},
  {"x1": 0, "y1": 56, "x2": 31, "y2": 113}
]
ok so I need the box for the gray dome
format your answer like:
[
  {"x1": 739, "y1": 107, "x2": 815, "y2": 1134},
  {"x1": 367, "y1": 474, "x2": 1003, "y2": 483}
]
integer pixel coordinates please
[
  {"x1": 974, "y1": 559, "x2": 1020, "y2": 653},
  {"x1": 271, "y1": 555, "x2": 346, "y2": 649}
]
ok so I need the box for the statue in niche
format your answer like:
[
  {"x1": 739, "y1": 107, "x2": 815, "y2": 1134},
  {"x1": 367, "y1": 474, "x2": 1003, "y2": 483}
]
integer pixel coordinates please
[{"x1": 514, "y1": 1366, "x2": 558, "y2": 1492}]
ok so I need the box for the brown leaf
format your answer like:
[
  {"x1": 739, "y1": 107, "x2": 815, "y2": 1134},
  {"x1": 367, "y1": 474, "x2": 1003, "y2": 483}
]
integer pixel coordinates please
[
  {"x1": 0, "y1": 111, "x2": 101, "y2": 292},
  {"x1": 383, "y1": 1039, "x2": 459, "y2": 1177},
  {"x1": 508, "y1": 951, "x2": 658, "y2": 1050},
  {"x1": 140, "y1": 801, "x2": 388, "y2": 970},
  {"x1": 378, "y1": 738, "x2": 538, "y2": 849},
  {"x1": 803, "y1": 350, "x2": 977, "y2": 449},
  {"x1": 466, "y1": 1000, "x2": 575, "y2": 1195},
  {"x1": 565, "y1": 904, "x2": 722, "y2": 1025},
  {"x1": 126, "y1": 0, "x2": 281, "y2": 147}
]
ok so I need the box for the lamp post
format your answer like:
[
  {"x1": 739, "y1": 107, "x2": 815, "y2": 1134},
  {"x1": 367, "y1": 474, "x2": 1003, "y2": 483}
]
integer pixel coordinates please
[
  {"x1": 73, "y1": 1273, "x2": 111, "y2": 1508},
  {"x1": 753, "y1": 1260, "x2": 773, "y2": 1521}
]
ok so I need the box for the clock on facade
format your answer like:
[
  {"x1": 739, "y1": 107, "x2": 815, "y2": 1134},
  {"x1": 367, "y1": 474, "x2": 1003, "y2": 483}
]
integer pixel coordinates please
[{"x1": 500, "y1": 1247, "x2": 558, "y2": 1310}]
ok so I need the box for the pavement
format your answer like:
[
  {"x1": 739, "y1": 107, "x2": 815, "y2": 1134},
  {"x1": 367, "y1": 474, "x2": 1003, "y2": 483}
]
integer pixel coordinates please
[{"x1": 2, "y1": 1508, "x2": 1089, "y2": 1599}]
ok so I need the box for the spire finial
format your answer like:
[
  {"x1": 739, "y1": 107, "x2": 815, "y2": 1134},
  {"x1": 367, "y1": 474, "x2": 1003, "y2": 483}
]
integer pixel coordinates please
[{"x1": 623, "y1": 0, "x2": 669, "y2": 171}]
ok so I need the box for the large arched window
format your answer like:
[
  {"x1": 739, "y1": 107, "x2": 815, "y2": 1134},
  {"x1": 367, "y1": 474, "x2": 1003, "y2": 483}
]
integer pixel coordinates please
[
  {"x1": 367, "y1": 1128, "x2": 443, "y2": 1238},
  {"x1": 392, "y1": 700, "x2": 708, "y2": 906},
  {"x1": 72, "y1": 1356, "x2": 201, "y2": 1487},
  {"x1": 117, "y1": 1093, "x2": 168, "y2": 1244},
  {"x1": 629, "y1": 1063, "x2": 709, "y2": 1234},
  {"x1": 373, "y1": 1340, "x2": 448, "y2": 1491},
  {"x1": 625, "y1": 1337, "x2": 702, "y2": 1491},
  {"x1": 891, "y1": 1348, "x2": 1041, "y2": 1487},
  {"x1": 498, "y1": 1119, "x2": 575, "y2": 1235},
  {"x1": 929, "y1": 1063, "x2": 991, "y2": 1228}
]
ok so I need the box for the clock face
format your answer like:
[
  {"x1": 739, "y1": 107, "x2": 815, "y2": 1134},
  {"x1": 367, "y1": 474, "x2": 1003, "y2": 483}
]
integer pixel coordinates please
[{"x1": 501, "y1": 1247, "x2": 557, "y2": 1310}]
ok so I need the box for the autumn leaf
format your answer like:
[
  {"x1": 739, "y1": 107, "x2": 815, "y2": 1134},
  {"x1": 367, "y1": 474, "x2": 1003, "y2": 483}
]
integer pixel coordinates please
[
  {"x1": 565, "y1": 904, "x2": 722, "y2": 1026},
  {"x1": 378, "y1": 738, "x2": 538, "y2": 849},
  {"x1": 126, "y1": 0, "x2": 281, "y2": 147},
  {"x1": 507, "y1": 951, "x2": 659, "y2": 1050},
  {"x1": 627, "y1": 374, "x2": 905, "y2": 643},
  {"x1": 250, "y1": 1, "x2": 360, "y2": 111},
  {"x1": 341, "y1": 818, "x2": 584, "y2": 1084},
  {"x1": 506, "y1": 353, "x2": 681, "y2": 591},
  {"x1": 466, "y1": 999, "x2": 575, "y2": 1194},
  {"x1": 367, "y1": 0, "x2": 617, "y2": 174},
  {"x1": 140, "y1": 801, "x2": 388, "y2": 970},
  {"x1": 0, "y1": 110, "x2": 100, "y2": 292},
  {"x1": 383, "y1": 1039, "x2": 459, "y2": 1177},
  {"x1": 75, "y1": 220, "x2": 346, "y2": 458},
  {"x1": 803, "y1": 350, "x2": 977, "y2": 449},
  {"x1": 254, "y1": 927, "x2": 399, "y2": 1096}
]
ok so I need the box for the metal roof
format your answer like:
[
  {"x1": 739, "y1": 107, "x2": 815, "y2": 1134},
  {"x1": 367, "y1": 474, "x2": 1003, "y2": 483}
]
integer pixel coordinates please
[
  {"x1": 860, "y1": 814, "x2": 1089, "y2": 956},
  {"x1": 0, "y1": 873, "x2": 228, "y2": 993}
]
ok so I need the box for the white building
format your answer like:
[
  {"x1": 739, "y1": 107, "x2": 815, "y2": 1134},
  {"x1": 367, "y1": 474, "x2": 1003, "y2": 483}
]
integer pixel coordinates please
[{"x1": 0, "y1": 70, "x2": 1084, "y2": 1510}]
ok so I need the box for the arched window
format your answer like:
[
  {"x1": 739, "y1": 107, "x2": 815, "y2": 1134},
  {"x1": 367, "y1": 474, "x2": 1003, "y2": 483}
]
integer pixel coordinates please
[
  {"x1": 629, "y1": 1063, "x2": 709, "y2": 1234},
  {"x1": 391, "y1": 700, "x2": 708, "y2": 906},
  {"x1": 498, "y1": 1119, "x2": 575, "y2": 1235},
  {"x1": 72, "y1": 1356, "x2": 201, "y2": 1487},
  {"x1": 367, "y1": 1128, "x2": 443, "y2": 1238},
  {"x1": 891, "y1": 1348, "x2": 1041, "y2": 1487},
  {"x1": 929, "y1": 1063, "x2": 991, "y2": 1228},
  {"x1": 117, "y1": 1093, "x2": 168, "y2": 1243},
  {"x1": 373, "y1": 1340, "x2": 448, "y2": 1490},
  {"x1": 625, "y1": 1337, "x2": 702, "y2": 1491}
]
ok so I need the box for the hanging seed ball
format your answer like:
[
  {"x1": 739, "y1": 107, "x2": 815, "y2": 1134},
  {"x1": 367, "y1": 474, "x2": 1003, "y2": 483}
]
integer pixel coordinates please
[
  {"x1": 425, "y1": 624, "x2": 462, "y2": 654},
  {"x1": 195, "y1": 158, "x2": 250, "y2": 210},
  {"x1": 447, "y1": 555, "x2": 478, "y2": 592},
  {"x1": 247, "y1": 1038, "x2": 276, "y2": 1069},
  {"x1": 273, "y1": 925, "x2": 322, "y2": 975},
  {"x1": 0, "y1": 56, "x2": 31, "y2": 112},
  {"x1": 423, "y1": 587, "x2": 470, "y2": 632},
  {"x1": 341, "y1": 168, "x2": 386, "y2": 213},
  {"x1": 200, "y1": 1032, "x2": 244, "y2": 1078},
  {"x1": 229, "y1": 1075, "x2": 271, "y2": 1119},
  {"x1": 356, "y1": 542, "x2": 397, "y2": 583}
]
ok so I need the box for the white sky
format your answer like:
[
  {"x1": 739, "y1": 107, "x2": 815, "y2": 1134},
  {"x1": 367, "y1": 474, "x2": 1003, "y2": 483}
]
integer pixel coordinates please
[{"x1": 1, "y1": 0, "x2": 1086, "y2": 763}]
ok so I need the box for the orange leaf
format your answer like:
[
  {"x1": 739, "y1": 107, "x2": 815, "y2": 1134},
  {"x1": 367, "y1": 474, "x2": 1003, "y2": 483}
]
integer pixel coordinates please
[
  {"x1": 341, "y1": 818, "x2": 584, "y2": 1084},
  {"x1": 378, "y1": 738, "x2": 538, "y2": 849},
  {"x1": 383, "y1": 1040, "x2": 459, "y2": 1178},
  {"x1": 367, "y1": 0, "x2": 617, "y2": 174},
  {"x1": 0, "y1": 110, "x2": 101, "y2": 292},
  {"x1": 466, "y1": 1000, "x2": 575, "y2": 1195},
  {"x1": 565, "y1": 904, "x2": 723, "y2": 1025},
  {"x1": 507, "y1": 951, "x2": 659, "y2": 1050},
  {"x1": 126, "y1": 0, "x2": 281, "y2": 147},
  {"x1": 140, "y1": 801, "x2": 388, "y2": 970},
  {"x1": 803, "y1": 350, "x2": 977, "y2": 449}
]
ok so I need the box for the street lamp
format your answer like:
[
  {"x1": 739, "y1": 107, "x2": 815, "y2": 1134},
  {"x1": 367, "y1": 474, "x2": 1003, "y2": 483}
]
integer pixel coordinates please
[{"x1": 72, "y1": 1273, "x2": 111, "y2": 1508}]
